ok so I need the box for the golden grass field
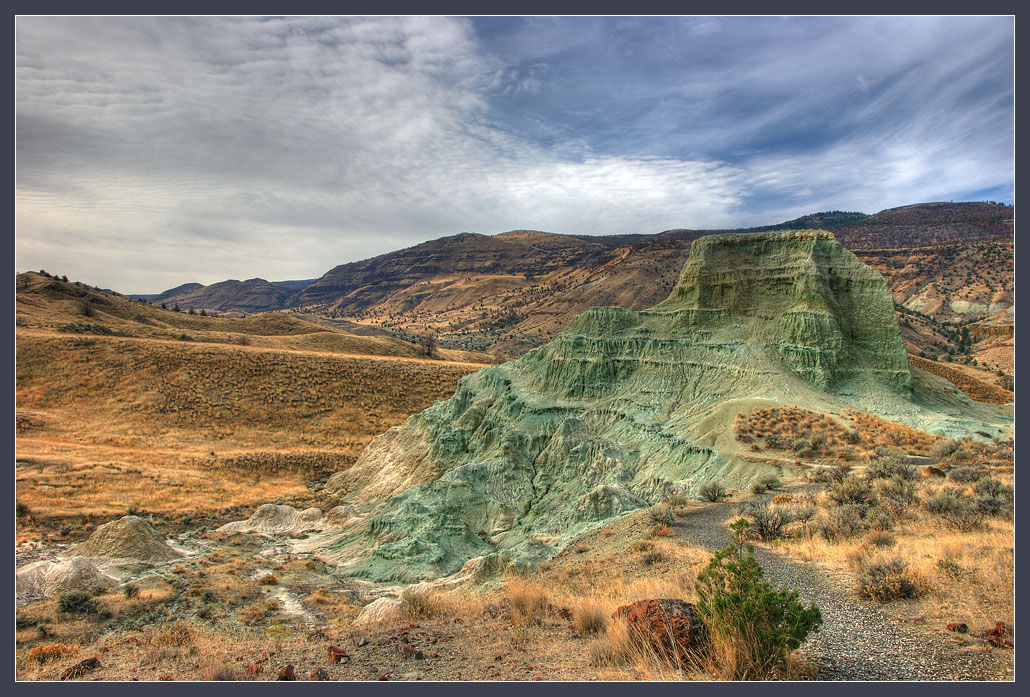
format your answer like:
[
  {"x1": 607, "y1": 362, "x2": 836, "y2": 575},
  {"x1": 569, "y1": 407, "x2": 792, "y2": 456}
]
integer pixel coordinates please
[{"x1": 16, "y1": 273, "x2": 491, "y2": 537}]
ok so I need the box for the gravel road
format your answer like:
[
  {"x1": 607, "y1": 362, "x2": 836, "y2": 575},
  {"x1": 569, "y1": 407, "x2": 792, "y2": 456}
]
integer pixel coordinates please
[{"x1": 676, "y1": 501, "x2": 1007, "y2": 680}]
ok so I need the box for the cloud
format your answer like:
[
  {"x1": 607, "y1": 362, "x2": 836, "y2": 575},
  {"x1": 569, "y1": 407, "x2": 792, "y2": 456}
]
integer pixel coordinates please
[{"x1": 15, "y1": 16, "x2": 1013, "y2": 293}]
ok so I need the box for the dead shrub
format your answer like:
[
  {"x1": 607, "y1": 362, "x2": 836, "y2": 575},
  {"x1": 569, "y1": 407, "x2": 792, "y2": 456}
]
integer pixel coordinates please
[
  {"x1": 506, "y1": 580, "x2": 549, "y2": 627},
  {"x1": 865, "y1": 529, "x2": 895, "y2": 548},
  {"x1": 151, "y1": 621, "x2": 194, "y2": 647},
  {"x1": 571, "y1": 599, "x2": 608, "y2": 636},
  {"x1": 629, "y1": 540, "x2": 654, "y2": 553},
  {"x1": 257, "y1": 574, "x2": 278, "y2": 586},
  {"x1": 26, "y1": 643, "x2": 75, "y2": 665},
  {"x1": 857, "y1": 557, "x2": 928, "y2": 601},
  {"x1": 200, "y1": 661, "x2": 237, "y2": 681}
]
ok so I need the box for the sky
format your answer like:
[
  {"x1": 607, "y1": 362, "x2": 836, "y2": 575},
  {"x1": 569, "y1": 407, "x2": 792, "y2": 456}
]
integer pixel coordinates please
[{"x1": 16, "y1": 16, "x2": 1014, "y2": 294}]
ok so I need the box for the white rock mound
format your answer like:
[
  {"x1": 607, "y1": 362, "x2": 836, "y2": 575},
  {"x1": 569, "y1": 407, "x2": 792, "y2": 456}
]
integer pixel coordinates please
[
  {"x1": 70, "y1": 515, "x2": 183, "y2": 565},
  {"x1": 353, "y1": 597, "x2": 404, "y2": 627},
  {"x1": 217, "y1": 504, "x2": 325, "y2": 535},
  {"x1": 16, "y1": 557, "x2": 118, "y2": 606}
]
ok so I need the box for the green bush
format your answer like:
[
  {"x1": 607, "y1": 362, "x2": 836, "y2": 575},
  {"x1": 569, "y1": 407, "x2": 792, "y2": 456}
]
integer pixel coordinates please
[
  {"x1": 57, "y1": 590, "x2": 98, "y2": 615},
  {"x1": 696, "y1": 519, "x2": 822, "y2": 679}
]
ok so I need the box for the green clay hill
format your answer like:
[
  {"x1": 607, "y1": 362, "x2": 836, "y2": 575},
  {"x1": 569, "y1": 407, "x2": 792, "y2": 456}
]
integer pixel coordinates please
[{"x1": 311, "y1": 231, "x2": 1011, "y2": 582}]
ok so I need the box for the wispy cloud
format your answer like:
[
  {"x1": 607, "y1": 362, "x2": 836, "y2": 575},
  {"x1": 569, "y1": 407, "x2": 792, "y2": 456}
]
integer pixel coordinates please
[{"x1": 16, "y1": 16, "x2": 1013, "y2": 292}]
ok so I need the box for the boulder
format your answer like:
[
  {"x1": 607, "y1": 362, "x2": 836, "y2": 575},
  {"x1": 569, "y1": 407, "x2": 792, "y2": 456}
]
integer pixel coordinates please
[
  {"x1": 613, "y1": 599, "x2": 706, "y2": 659},
  {"x1": 60, "y1": 657, "x2": 101, "y2": 680},
  {"x1": 277, "y1": 664, "x2": 296, "y2": 681},
  {"x1": 919, "y1": 465, "x2": 946, "y2": 478}
]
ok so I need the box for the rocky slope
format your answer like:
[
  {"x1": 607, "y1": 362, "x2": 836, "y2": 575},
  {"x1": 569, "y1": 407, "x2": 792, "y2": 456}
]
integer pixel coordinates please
[{"x1": 312, "y1": 231, "x2": 1010, "y2": 583}]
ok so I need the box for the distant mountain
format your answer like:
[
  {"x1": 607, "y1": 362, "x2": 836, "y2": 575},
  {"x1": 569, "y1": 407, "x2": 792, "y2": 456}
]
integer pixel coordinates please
[{"x1": 122, "y1": 202, "x2": 1013, "y2": 360}]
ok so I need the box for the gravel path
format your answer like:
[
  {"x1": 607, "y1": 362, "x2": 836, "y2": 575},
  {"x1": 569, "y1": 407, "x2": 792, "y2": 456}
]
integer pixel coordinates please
[{"x1": 676, "y1": 502, "x2": 1005, "y2": 680}]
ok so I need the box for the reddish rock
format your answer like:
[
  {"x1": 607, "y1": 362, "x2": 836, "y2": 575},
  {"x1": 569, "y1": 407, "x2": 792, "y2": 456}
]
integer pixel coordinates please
[
  {"x1": 378, "y1": 674, "x2": 390, "y2": 681},
  {"x1": 398, "y1": 642, "x2": 424, "y2": 659},
  {"x1": 277, "y1": 664, "x2": 297, "y2": 681},
  {"x1": 328, "y1": 645, "x2": 350, "y2": 664},
  {"x1": 612, "y1": 599, "x2": 706, "y2": 660},
  {"x1": 246, "y1": 664, "x2": 263, "y2": 676},
  {"x1": 946, "y1": 622, "x2": 968, "y2": 633},
  {"x1": 982, "y1": 621, "x2": 1013, "y2": 648},
  {"x1": 310, "y1": 667, "x2": 330, "y2": 681},
  {"x1": 158, "y1": 675, "x2": 173, "y2": 681},
  {"x1": 919, "y1": 465, "x2": 946, "y2": 478},
  {"x1": 60, "y1": 657, "x2": 101, "y2": 680}
]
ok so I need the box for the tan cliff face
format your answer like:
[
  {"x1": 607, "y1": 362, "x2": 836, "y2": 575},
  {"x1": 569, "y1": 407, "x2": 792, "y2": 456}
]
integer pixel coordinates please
[{"x1": 315, "y1": 231, "x2": 1009, "y2": 584}]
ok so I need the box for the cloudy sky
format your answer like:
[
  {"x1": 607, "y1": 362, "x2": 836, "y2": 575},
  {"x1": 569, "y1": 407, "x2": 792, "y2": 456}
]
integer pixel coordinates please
[{"x1": 16, "y1": 16, "x2": 1014, "y2": 293}]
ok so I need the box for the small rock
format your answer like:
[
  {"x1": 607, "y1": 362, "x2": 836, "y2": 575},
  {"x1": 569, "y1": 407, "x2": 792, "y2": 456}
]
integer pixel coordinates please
[
  {"x1": 982, "y1": 621, "x2": 1013, "y2": 648},
  {"x1": 277, "y1": 664, "x2": 296, "y2": 681},
  {"x1": 378, "y1": 674, "x2": 390, "y2": 681},
  {"x1": 398, "y1": 642, "x2": 424, "y2": 659},
  {"x1": 328, "y1": 645, "x2": 350, "y2": 664},
  {"x1": 612, "y1": 598, "x2": 705, "y2": 660},
  {"x1": 946, "y1": 622, "x2": 968, "y2": 633},
  {"x1": 60, "y1": 657, "x2": 101, "y2": 680},
  {"x1": 310, "y1": 667, "x2": 330, "y2": 681},
  {"x1": 246, "y1": 664, "x2": 263, "y2": 676},
  {"x1": 357, "y1": 636, "x2": 371, "y2": 647}
]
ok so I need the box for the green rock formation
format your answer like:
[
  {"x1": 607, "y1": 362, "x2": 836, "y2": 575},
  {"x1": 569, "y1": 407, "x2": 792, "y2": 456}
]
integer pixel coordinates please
[{"x1": 318, "y1": 231, "x2": 1010, "y2": 582}]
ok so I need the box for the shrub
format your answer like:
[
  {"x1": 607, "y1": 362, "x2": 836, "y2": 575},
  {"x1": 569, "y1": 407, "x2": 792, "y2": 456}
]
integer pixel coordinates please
[
  {"x1": 695, "y1": 519, "x2": 822, "y2": 679},
  {"x1": 641, "y1": 551, "x2": 666, "y2": 565},
  {"x1": 758, "y1": 475, "x2": 782, "y2": 491},
  {"x1": 649, "y1": 504, "x2": 675, "y2": 526},
  {"x1": 750, "y1": 482, "x2": 767, "y2": 495},
  {"x1": 571, "y1": 599, "x2": 608, "y2": 636},
  {"x1": 57, "y1": 590, "x2": 98, "y2": 615},
  {"x1": 16, "y1": 502, "x2": 29, "y2": 518},
  {"x1": 825, "y1": 475, "x2": 876, "y2": 507},
  {"x1": 863, "y1": 508, "x2": 895, "y2": 532},
  {"x1": 866, "y1": 458, "x2": 916, "y2": 481},
  {"x1": 816, "y1": 506, "x2": 865, "y2": 541},
  {"x1": 876, "y1": 478, "x2": 919, "y2": 517},
  {"x1": 827, "y1": 463, "x2": 852, "y2": 484},
  {"x1": 123, "y1": 584, "x2": 140, "y2": 599},
  {"x1": 629, "y1": 540, "x2": 654, "y2": 553},
  {"x1": 257, "y1": 574, "x2": 278, "y2": 586},
  {"x1": 26, "y1": 643, "x2": 76, "y2": 665},
  {"x1": 947, "y1": 467, "x2": 988, "y2": 484},
  {"x1": 507, "y1": 581, "x2": 548, "y2": 627},
  {"x1": 740, "y1": 499, "x2": 792, "y2": 541},
  {"x1": 857, "y1": 557, "x2": 926, "y2": 601},
  {"x1": 401, "y1": 588, "x2": 440, "y2": 620},
  {"x1": 698, "y1": 481, "x2": 727, "y2": 502},
  {"x1": 973, "y1": 494, "x2": 1011, "y2": 518},
  {"x1": 930, "y1": 439, "x2": 959, "y2": 459},
  {"x1": 924, "y1": 488, "x2": 987, "y2": 530},
  {"x1": 791, "y1": 505, "x2": 816, "y2": 524},
  {"x1": 664, "y1": 490, "x2": 690, "y2": 507},
  {"x1": 973, "y1": 478, "x2": 1013, "y2": 501},
  {"x1": 865, "y1": 529, "x2": 895, "y2": 547}
]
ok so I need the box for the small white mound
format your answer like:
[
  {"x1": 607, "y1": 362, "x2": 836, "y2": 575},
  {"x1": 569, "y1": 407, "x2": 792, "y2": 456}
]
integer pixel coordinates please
[
  {"x1": 322, "y1": 505, "x2": 361, "y2": 529},
  {"x1": 217, "y1": 504, "x2": 324, "y2": 535},
  {"x1": 71, "y1": 515, "x2": 184, "y2": 564},
  {"x1": 44, "y1": 557, "x2": 119, "y2": 597},
  {"x1": 16, "y1": 560, "x2": 55, "y2": 606},
  {"x1": 353, "y1": 597, "x2": 404, "y2": 627}
]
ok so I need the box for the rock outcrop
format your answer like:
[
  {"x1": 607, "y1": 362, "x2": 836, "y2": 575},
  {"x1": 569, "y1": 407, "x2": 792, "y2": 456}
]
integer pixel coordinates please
[{"x1": 316, "y1": 231, "x2": 1010, "y2": 582}]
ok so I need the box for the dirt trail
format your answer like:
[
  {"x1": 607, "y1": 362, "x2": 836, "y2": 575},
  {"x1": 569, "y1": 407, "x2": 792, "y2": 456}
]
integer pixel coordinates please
[{"x1": 675, "y1": 501, "x2": 1007, "y2": 680}]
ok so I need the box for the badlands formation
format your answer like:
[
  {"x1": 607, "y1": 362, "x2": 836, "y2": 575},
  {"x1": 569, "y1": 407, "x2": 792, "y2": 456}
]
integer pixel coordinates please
[{"x1": 281, "y1": 231, "x2": 1012, "y2": 582}]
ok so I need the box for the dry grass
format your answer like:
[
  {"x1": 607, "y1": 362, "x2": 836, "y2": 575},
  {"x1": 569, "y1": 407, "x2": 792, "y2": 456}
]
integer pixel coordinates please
[
  {"x1": 16, "y1": 327, "x2": 486, "y2": 531},
  {"x1": 778, "y1": 474, "x2": 1014, "y2": 631}
]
